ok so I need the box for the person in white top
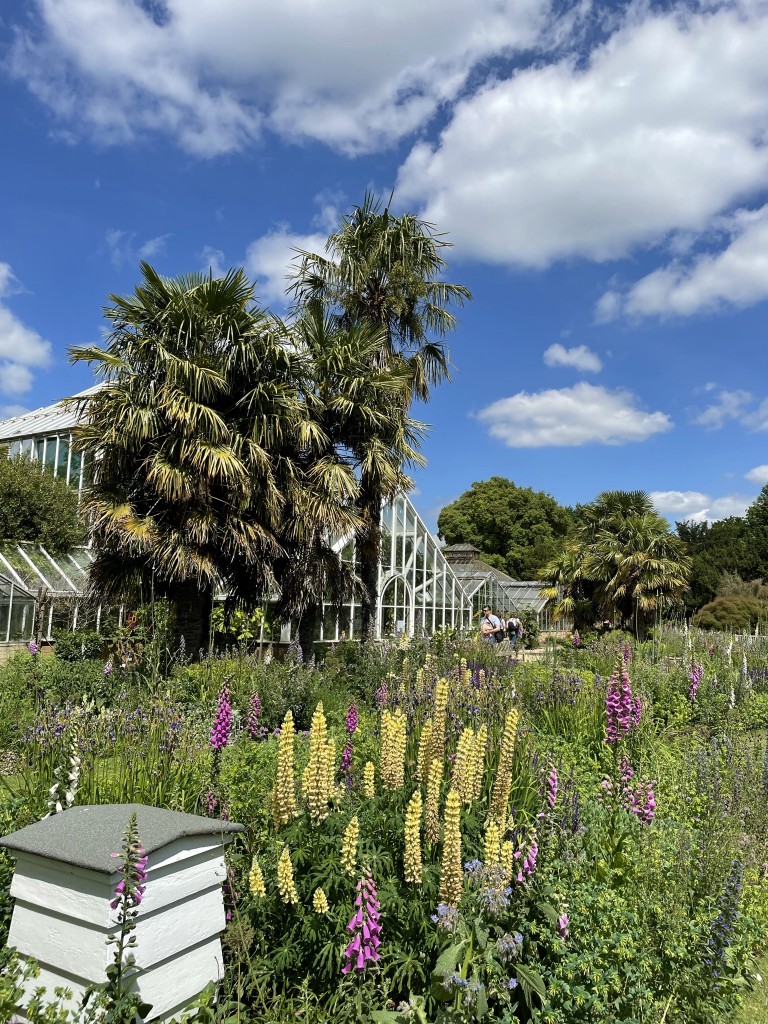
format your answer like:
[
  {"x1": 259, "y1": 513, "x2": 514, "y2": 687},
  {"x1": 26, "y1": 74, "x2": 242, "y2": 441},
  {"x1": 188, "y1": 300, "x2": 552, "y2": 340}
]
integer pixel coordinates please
[{"x1": 480, "y1": 606, "x2": 503, "y2": 644}]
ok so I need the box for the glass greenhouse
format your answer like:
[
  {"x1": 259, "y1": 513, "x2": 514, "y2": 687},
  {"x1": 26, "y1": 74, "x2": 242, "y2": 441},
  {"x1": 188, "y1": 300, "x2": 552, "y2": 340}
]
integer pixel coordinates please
[{"x1": 0, "y1": 542, "x2": 101, "y2": 642}]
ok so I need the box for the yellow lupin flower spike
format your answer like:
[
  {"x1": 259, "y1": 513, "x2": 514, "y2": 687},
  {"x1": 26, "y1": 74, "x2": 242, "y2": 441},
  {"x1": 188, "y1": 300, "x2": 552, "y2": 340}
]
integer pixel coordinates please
[
  {"x1": 274, "y1": 710, "x2": 298, "y2": 826},
  {"x1": 302, "y1": 702, "x2": 330, "y2": 824},
  {"x1": 248, "y1": 855, "x2": 266, "y2": 898},
  {"x1": 416, "y1": 718, "x2": 433, "y2": 782},
  {"x1": 483, "y1": 817, "x2": 501, "y2": 867},
  {"x1": 277, "y1": 846, "x2": 298, "y2": 905},
  {"x1": 500, "y1": 840, "x2": 514, "y2": 875},
  {"x1": 363, "y1": 761, "x2": 376, "y2": 799},
  {"x1": 438, "y1": 788, "x2": 463, "y2": 908},
  {"x1": 425, "y1": 756, "x2": 442, "y2": 845},
  {"x1": 341, "y1": 815, "x2": 359, "y2": 876},
  {"x1": 452, "y1": 727, "x2": 475, "y2": 805},
  {"x1": 380, "y1": 708, "x2": 407, "y2": 790},
  {"x1": 430, "y1": 678, "x2": 449, "y2": 768},
  {"x1": 312, "y1": 887, "x2": 330, "y2": 914},
  {"x1": 491, "y1": 708, "x2": 520, "y2": 821},
  {"x1": 404, "y1": 789, "x2": 423, "y2": 884}
]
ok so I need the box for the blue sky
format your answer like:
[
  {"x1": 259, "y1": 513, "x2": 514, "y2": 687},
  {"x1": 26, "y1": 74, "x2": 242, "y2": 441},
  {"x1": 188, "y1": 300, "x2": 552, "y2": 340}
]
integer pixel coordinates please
[{"x1": 2, "y1": 0, "x2": 768, "y2": 533}]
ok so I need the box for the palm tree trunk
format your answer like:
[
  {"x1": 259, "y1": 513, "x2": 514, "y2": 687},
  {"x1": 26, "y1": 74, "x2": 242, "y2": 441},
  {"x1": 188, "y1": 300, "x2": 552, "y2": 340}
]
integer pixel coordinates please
[
  {"x1": 170, "y1": 578, "x2": 213, "y2": 660},
  {"x1": 358, "y1": 480, "x2": 382, "y2": 643}
]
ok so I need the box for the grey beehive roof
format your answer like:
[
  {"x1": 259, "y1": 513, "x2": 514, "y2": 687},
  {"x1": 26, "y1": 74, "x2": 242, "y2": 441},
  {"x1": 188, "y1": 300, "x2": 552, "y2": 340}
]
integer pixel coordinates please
[{"x1": 0, "y1": 804, "x2": 243, "y2": 874}]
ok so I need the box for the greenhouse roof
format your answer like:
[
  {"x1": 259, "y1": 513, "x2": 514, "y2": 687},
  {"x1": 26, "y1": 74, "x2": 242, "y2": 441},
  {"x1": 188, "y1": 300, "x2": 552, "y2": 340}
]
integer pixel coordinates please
[
  {"x1": 0, "y1": 384, "x2": 102, "y2": 442},
  {"x1": 0, "y1": 542, "x2": 95, "y2": 597}
]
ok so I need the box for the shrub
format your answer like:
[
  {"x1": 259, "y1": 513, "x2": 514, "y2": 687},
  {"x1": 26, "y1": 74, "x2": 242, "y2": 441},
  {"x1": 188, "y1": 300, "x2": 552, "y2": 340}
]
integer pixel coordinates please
[{"x1": 693, "y1": 596, "x2": 768, "y2": 632}]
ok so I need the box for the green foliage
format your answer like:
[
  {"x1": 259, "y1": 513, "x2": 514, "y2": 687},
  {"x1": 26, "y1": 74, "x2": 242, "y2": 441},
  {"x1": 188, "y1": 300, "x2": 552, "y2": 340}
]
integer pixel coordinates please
[
  {"x1": 0, "y1": 455, "x2": 84, "y2": 550},
  {"x1": 437, "y1": 476, "x2": 572, "y2": 579},
  {"x1": 52, "y1": 628, "x2": 103, "y2": 662},
  {"x1": 693, "y1": 596, "x2": 768, "y2": 632}
]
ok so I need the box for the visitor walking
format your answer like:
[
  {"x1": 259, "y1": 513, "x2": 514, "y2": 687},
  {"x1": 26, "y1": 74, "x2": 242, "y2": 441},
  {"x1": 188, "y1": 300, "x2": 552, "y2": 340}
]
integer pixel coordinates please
[
  {"x1": 506, "y1": 613, "x2": 522, "y2": 649},
  {"x1": 480, "y1": 606, "x2": 503, "y2": 644}
]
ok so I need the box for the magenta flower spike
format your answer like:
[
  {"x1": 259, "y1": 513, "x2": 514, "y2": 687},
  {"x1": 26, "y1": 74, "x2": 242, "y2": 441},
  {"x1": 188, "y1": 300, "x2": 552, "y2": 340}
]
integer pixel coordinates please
[
  {"x1": 342, "y1": 869, "x2": 382, "y2": 975},
  {"x1": 345, "y1": 704, "x2": 359, "y2": 734},
  {"x1": 210, "y1": 686, "x2": 233, "y2": 752},
  {"x1": 245, "y1": 692, "x2": 261, "y2": 739}
]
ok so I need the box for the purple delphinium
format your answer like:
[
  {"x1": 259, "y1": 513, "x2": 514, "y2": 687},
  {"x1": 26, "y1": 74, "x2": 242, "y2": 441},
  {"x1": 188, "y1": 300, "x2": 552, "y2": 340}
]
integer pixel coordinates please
[
  {"x1": 689, "y1": 662, "x2": 703, "y2": 701},
  {"x1": 210, "y1": 686, "x2": 233, "y2": 752},
  {"x1": 345, "y1": 703, "x2": 359, "y2": 734},
  {"x1": 245, "y1": 692, "x2": 261, "y2": 740},
  {"x1": 342, "y1": 869, "x2": 382, "y2": 974}
]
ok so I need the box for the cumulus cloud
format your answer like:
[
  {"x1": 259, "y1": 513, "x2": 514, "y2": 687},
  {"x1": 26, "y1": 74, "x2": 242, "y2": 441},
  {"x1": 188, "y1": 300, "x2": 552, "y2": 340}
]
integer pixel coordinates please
[
  {"x1": 598, "y1": 204, "x2": 768, "y2": 319},
  {"x1": 0, "y1": 404, "x2": 30, "y2": 421},
  {"x1": 692, "y1": 389, "x2": 753, "y2": 430},
  {"x1": 745, "y1": 465, "x2": 768, "y2": 485},
  {"x1": 7, "y1": 0, "x2": 549, "y2": 156},
  {"x1": 475, "y1": 382, "x2": 672, "y2": 448},
  {"x1": 543, "y1": 343, "x2": 602, "y2": 373},
  {"x1": 245, "y1": 227, "x2": 329, "y2": 306},
  {"x1": 398, "y1": 3, "x2": 768, "y2": 267},
  {"x1": 651, "y1": 489, "x2": 754, "y2": 523},
  {"x1": 0, "y1": 262, "x2": 53, "y2": 396}
]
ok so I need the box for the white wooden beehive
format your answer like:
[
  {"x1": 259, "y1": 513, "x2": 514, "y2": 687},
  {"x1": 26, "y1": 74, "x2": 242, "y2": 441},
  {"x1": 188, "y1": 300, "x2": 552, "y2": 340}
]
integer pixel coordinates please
[{"x1": 0, "y1": 803, "x2": 243, "y2": 1022}]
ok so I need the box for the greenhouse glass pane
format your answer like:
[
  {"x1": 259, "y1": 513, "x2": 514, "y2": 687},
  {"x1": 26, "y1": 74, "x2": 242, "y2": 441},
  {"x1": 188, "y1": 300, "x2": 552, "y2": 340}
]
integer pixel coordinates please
[
  {"x1": 35, "y1": 438, "x2": 45, "y2": 463},
  {"x1": 69, "y1": 449, "x2": 82, "y2": 487},
  {"x1": 44, "y1": 437, "x2": 58, "y2": 473},
  {"x1": 21, "y1": 438, "x2": 34, "y2": 457},
  {"x1": 56, "y1": 435, "x2": 69, "y2": 479},
  {"x1": 9, "y1": 598, "x2": 34, "y2": 641}
]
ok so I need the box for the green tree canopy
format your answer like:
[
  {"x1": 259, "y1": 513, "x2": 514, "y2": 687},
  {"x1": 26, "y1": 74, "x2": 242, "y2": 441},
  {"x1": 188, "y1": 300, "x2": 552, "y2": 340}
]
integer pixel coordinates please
[
  {"x1": 437, "y1": 476, "x2": 572, "y2": 579},
  {"x1": 676, "y1": 517, "x2": 756, "y2": 612},
  {"x1": 0, "y1": 453, "x2": 84, "y2": 551}
]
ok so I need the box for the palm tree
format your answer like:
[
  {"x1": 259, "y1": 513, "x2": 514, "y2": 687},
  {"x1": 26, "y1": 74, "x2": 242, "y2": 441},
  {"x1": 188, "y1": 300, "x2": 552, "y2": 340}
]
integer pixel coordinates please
[
  {"x1": 290, "y1": 194, "x2": 471, "y2": 639},
  {"x1": 540, "y1": 490, "x2": 691, "y2": 637},
  {"x1": 271, "y1": 301, "x2": 421, "y2": 657},
  {"x1": 69, "y1": 263, "x2": 360, "y2": 655}
]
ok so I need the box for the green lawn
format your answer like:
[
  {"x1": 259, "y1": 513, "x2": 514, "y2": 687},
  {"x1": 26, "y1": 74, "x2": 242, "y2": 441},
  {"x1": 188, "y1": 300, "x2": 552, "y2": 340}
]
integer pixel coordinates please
[{"x1": 737, "y1": 957, "x2": 768, "y2": 1023}]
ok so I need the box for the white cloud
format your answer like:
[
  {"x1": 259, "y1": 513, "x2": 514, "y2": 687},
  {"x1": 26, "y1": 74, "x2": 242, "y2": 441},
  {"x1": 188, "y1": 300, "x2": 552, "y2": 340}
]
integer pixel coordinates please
[
  {"x1": 651, "y1": 489, "x2": 754, "y2": 523},
  {"x1": 692, "y1": 389, "x2": 753, "y2": 430},
  {"x1": 398, "y1": 3, "x2": 768, "y2": 267},
  {"x1": 745, "y1": 464, "x2": 768, "y2": 485},
  {"x1": 543, "y1": 343, "x2": 602, "y2": 373},
  {"x1": 201, "y1": 246, "x2": 227, "y2": 278},
  {"x1": 0, "y1": 263, "x2": 53, "y2": 397},
  {"x1": 0, "y1": 363, "x2": 34, "y2": 395},
  {"x1": 245, "y1": 227, "x2": 328, "y2": 306},
  {"x1": 105, "y1": 230, "x2": 171, "y2": 270},
  {"x1": 8, "y1": 0, "x2": 549, "y2": 156},
  {"x1": 599, "y1": 204, "x2": 768, "y2": 319},
  {"x1": 475, "y1": 382, "x2": 672, "y2": 447},
  {"x1": 0, "y1": 404, "x2": 30, "y2": 421}
]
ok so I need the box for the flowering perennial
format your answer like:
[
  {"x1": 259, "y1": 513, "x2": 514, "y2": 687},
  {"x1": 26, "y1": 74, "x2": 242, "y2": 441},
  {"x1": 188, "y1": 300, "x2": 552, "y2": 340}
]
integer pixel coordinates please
[
  {"x1": 248, "y1": 856, "x2": 266, "y2": 898},
  {"x1": 210, "y1": 686, "x2": 233, "y2": 752},
  {"x1": 380, "y1": 708, "x2": 407, "y2": 790},
  {"x1": 491, "y1": 709, "x2": 520, "y2": 820},
  {"x1": 312, "y1": 887, "x2": 330, "y2": 914},
  {"x1": 277, "y1": 846, "x2": 298, "y2": 905},
  {"x1": 302, "y1": 703, "x2": 331, "y2": 824},
  {"x1": 342, "y1": 869, "x2": 382, "y2": 974},
  {"x1": 274, "y1": 710, "x2": 297, "y2": 826},
  {"x1": 438, "y1": 789, "x2": 463, "y2": 908},
  {"x1": 689, "y1": 662, "x2": 703, "y2": 702},
  {"x1": 416, "y1": 717, "x2": 433, "y2": 782},
  {"x1": 362, "y1": 761, "x2": 376, "y2": 799},
  {"x1": 546, "y1": 765, "x2": 558, "y2": 809},
  {"x1": 404, "y1": 789, "x2": 423, "y2": 884},
  {"x1": 245, "y1": 692, "x2": 262, "y2": 739},
  {"x1": 341, "y1": 815, "x2": 359, "y2": 877},
  {"x1": 425, "y1": 756, "x2": 442, "y2": 845},
  {"x1": 345, "y1": 704, "x2": 359, "y2": 734},
  {"x1": 605, "y1": 657, "x2": 635, "y2": 743}
]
